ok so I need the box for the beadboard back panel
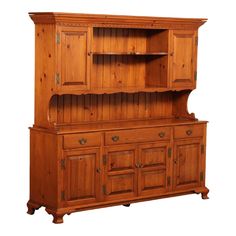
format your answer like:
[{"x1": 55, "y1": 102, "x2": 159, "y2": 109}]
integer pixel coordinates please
[
  {"x1": 49, "y1": 92, "x2": 173, "y2": 124},
  {"x1": 93, "y1": 28, "x2": 168, "y2": 53}
]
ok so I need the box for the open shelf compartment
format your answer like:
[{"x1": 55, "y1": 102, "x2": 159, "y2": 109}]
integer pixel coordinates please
[
  {"x1": 91, "y1": 28, "x2": 169, "y2": 89},
  {"x1": 92, "y1": 27, "x2": 169, "y2": 54}
]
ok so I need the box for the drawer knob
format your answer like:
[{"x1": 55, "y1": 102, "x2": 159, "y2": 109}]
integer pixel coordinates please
[
  {"x1": 111, "y1": 135, "x2": 119, "y2": 142},
  {"x1": 135, "y1": 163, "x2": 143, "y2": 168},
  {"x1": 186, "y1": 130, "x2": 192, "y2": 136},
  {"x1": 158, "y1": 132, "x2": 165, "y2": 138},
  {"x1": 79, "y1": 138, "x2": 87, "y2": 145}
]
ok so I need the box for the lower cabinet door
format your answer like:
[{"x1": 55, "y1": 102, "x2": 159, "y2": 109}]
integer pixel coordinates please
[
  {"x1": 63, "y1": 148, "x2": 100, "y2": 205},
  {"x1": 138, "y1": 142, "x2": 170, "y2": 196},
  {"x1": 173, "y1": 139, "x2": 202, "y2": 191},
  {"x1": 103, "y1": 145, "x2": 138, "y2": 201}
]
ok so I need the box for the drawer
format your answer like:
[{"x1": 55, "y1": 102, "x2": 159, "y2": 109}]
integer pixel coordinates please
[
  {"x1": 63, "y1": 132, "x2": 102, "y2": 149},
  {"x1": 174, "y1": 124, "x2": 204, "y2": 139},
  {"x1": 105, "y1": 127, "x2": 170, "y2": 145}
]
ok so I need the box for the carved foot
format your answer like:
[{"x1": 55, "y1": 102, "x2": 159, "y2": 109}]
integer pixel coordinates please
[
  {"x1": 201, "y1": 191, "x2": 209, "y2": 200},
  {"x1": 46, "y1": 209, "x2": 65, "y2": 224},
  {"x1": 123, "y1": 204, "x2": 130, "y2": 207},
  {"x1": 194, "y1": 187, "x2": 209, "y2": 200},
  {"x1": 27, "y1": 201, "x2": 41, "y2": 215},
  {"x1": 52, "y1": 213, "x2": 65, "y2": 224}
]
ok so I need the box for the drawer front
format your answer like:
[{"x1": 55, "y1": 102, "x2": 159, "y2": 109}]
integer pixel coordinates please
[
  {"x1": 105, "y1": 127, "x2": 170, "y2": 145},
  {"x1": 63, "y1": 132, "x2": 102, "y2": 149},
  {"x1": 174, "y1": 124, "x2": 204, "y2": 139}
]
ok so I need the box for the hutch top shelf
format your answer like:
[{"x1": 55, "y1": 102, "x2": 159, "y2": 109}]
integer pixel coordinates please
[{"x1": 29, "y1": 12, "x2": 207, "y2": 128}]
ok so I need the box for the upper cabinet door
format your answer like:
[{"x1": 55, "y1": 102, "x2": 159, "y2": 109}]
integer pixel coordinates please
[
  {"x1": 57, "y1": 27, "x2": 91, "y2": 91},
  {"x1": 170, "y1": 30, "x2": 197, "y2": 88}
]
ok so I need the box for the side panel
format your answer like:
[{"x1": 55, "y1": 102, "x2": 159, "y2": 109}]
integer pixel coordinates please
[
  {"x1": 34, "y1": 24, "x2": 55, "y2": 127},
  {"x1": 29, "y1": 129, "x2": 58, "y2": 208}
]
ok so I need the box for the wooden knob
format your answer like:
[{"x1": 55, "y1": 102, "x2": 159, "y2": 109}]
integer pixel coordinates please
[{"x1": 79, "y1": 138, "x2": 87, "y2": 145}]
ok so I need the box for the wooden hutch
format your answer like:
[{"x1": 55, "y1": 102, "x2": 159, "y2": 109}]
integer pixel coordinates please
[{"x1": 27, "y1": 12, "x2": 209, "y2": 223}]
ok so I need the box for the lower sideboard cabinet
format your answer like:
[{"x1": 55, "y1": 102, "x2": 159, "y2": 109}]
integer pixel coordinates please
[{"x1": 27, "y1": 123, "x2": 209, "y2": 223}]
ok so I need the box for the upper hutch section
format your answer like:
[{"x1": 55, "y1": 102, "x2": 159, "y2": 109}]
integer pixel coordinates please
[{"x1": 29, "y1": 13, "x2": 206, "y2": 95}]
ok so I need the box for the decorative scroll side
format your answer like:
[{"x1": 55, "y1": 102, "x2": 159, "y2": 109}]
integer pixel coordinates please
[{"x1": 172, "y1": 90, "x2": 197, "y2": 120}]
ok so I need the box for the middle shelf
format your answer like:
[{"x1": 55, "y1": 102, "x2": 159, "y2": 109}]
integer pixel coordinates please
[{"x1": 92, "y1": 52, "x2": 168, "y2": 55}]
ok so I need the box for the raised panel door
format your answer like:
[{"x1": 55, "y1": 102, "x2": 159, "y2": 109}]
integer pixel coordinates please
[
  {"x1": 63, "y1": 148, "x2": 100, "y2": 205},
  {"x1": 57, "y1": 27, "x2": 91, "y2": 90},
  {"x1": 173, "y1": 139, "x2": 202, "y2": 191},
  {"x1": 170, "y1": 30, "x2": 197, "y2": 88},
  {"x1": 138, "y1": 142, "x2": 170, "y2": 196},
  {"x1": 103, "y1": 145, "x2": 138, "y2": 201}
]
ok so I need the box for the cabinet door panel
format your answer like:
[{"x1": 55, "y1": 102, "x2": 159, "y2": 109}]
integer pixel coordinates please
[
  {"x1": 58, "y1": 27, "x2": 91, "y2": 90},
  {"x1": 138, "y1": 143, "x2": 170, "y2": 196},
  {"x1": 107, "y1": 174, "x2": 135, "y2": 195},
  {"x1": 170, "y1": 30, "x2": 197, "y2": 88},
  {"x1": 173, "y1": 139, "x2": 202, "y2": 191},
  {"x1": 141, "y1": 169, "x2": 166, "y2": 192},
  {"x1": 104, "y1": 145, "x2": 138, "y2": 200},
  {"x1": 63, "y1": 148, "x2": 100, "y2": 205}
]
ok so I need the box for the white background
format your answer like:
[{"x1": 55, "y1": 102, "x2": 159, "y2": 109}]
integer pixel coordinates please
[{"x1": 0, "y1": 0, "x2": 235, "y2": 235}]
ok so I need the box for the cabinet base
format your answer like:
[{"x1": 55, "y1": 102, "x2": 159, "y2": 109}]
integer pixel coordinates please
[{"x1": 27, "y1": 187, "x2": 209, "y2": 223}]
